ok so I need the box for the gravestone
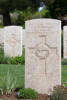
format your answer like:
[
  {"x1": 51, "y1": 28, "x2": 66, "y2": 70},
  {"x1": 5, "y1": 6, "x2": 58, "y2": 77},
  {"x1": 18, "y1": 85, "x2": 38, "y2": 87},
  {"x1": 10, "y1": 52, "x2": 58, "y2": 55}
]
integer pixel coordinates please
[
  {"x1": 63, "y1": 26, "x2": 67, "y2": 58},
  {"x1": 25, "y1": 19, "x2": 61, "y2": 94},
  {"x1": 0, "y1": 29, "x2": 4, "y2": 48},
  {"x1": 4, "y1": 26, "x2": 22, "y2": 57},
  {"x1": 22, "y1": 29, "x2": 26, "y2": 47}
]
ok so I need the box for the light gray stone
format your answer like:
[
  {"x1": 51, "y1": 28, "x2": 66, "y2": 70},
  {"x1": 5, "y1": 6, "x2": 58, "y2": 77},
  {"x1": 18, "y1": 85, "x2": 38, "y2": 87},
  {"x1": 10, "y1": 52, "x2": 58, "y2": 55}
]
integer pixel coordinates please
[
  {"x1": 4, "y1": 26, "x2": 22, "y2": 57},
  {"x1": 22, "y1": 29, "x2": 26, "y2": 47},
  {"x1": 63, "y1": 26, "x2": 67, "y2": 58},
  {"x1": 25, "y1": 19, "x2": 61, "y2": 94}
]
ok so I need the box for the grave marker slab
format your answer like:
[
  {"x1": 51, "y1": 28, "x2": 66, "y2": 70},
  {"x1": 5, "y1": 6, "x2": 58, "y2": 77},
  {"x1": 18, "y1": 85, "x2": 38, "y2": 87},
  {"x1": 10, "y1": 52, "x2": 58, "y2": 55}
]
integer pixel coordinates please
[
  {"x1": 63, "y1": 26, "x2": 67, "y2": 58},
  {"x1": 4, "y1": 26, "x2": 22, "y2": 57},
  {"x1": 22, "y1": 29, "x2": 26, "y2": 47},
  {"x1": 25, "y1": 19, "x2": 61, "y2": 94}
]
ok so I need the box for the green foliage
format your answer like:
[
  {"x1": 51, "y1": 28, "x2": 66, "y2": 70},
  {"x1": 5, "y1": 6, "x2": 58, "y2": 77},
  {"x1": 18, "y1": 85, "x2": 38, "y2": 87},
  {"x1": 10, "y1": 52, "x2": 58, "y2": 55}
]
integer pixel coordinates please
[
  {"x1": 50, "y1": 85, "x2": 67, "y2": 100},
  {"x1": 10, "y1": 56, "x2": 25, "y2": 65},
  {"x1": 16, "y1": 88, "x2": 38, "y2": 99},
  {"x1": 0, "y1": 48, "x2": 4, "y2": 56},
  {"x1": 0, "y1": 64, "x2": 25, "y2": 89},
  {"x1": 48, "y1": 0, "x2": 67, "y2": 19},
  {"x1": 11, "y1": 7, "x2": 34, "y2": 27},
  {"x1": 0, "y1": 48, "x2": 11, "y2": 64},
  {"x1": 0, "y1": 0, "x2": 40, "y2": 26},
  {"x1": 0, "y1": 48, "x2": 25, "y2": 65},
  {"x1": 43, "y1": 0, "x2": 55, "y2": 5},
  {"x1": 62, "y1": 59, "x2": 67, "y2": 65},
  {"x1": 32, "y1": 8, "x2": 51, "y2": 19},
  {"x1": 10, "y1": 48, "x2": 25, "y2": 65},
  {"x1": 0, "y1": 56, "x2": 11, "y2": 64},
  {"x1": 0, "y1": 70, "x2": 17, "y2": 95},
  {"x1": 12, "y1": 8, "x2": 51, "y2": 27},
  {"x1": 0, "y1": 0, "x2": 37, "y2": 13}
]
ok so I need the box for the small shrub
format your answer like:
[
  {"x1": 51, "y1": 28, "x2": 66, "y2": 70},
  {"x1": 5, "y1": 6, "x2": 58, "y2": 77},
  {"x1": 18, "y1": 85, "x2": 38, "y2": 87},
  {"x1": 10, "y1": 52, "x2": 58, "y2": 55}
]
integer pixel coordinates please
[
  {"x1": 62, "y1": 59, "x2": 67, "y2": 65},
  {"x1": 0, "y1": 48, "x2": 25, "y2": 65},
  {"x1": 10, "y1": 48, "x2": 25, "y2": 65},
  {"x1": 10, "y1": 56, "x2": 25, "y2": 65},
  {"x1": 16, "y1": 88, "x2": 38, "y2": 99},
  {"x1": 50, "y1": 85, "x2": 67, "y2": 100}
]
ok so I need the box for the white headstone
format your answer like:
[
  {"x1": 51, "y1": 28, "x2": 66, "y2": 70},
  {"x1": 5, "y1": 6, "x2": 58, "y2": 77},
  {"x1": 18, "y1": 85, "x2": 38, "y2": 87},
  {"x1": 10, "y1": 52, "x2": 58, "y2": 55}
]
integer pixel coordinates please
[
  {"x1": 25, "y1": 19, "x2": 61, "y2": 94},
  {"x1": 22, "y1": 29, "x2": 26, "y2": 47},
  {"x1": 63, "y1": 26, "x2": 67, "y2": 58},
  {"x1": 4, "y1": 26, "x2": 22, "y2": 57}
]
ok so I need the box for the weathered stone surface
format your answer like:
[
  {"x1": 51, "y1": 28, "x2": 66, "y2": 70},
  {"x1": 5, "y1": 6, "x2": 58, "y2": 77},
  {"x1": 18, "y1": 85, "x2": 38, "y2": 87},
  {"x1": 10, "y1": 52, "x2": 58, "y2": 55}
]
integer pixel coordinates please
[
  {"x1": 22, "y1": 29, "x2": 26, "y2": 47},
  {"x1": 0, "y1": 29, "x2": 4, "y2": 48},
  {"x1": 25, "y1": 19, "x2": 61, "y2": 94},
  {"x1": 63, "y1": 26, "x2": 67, "y2": 58},
  {"x1": 4, "y1": 26, "x2": 22, "y2": 57}
]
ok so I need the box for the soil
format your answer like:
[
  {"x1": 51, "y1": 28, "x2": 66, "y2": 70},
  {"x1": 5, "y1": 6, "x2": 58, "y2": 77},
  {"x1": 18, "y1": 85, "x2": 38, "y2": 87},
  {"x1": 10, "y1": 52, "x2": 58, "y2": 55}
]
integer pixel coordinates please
[{"x1": 0, "y1": 91, "x2": 50, "y2": 100}]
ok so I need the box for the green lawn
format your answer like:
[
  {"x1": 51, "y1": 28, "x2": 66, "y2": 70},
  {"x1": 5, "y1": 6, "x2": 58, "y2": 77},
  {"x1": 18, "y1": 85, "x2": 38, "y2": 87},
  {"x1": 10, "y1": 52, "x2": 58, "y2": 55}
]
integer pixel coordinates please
[
  {"x1": 0, "y1": 99, "x2": 12, "y2": 100},
  {"x1": 0, "y1": 64, "x2": 25, "y2": 88},
  {"x1": 62, "y1": 64, "x2": 67, "y2": 84},
  {"x1": 0, "y1": 64, "x2": 67, "y2": 100},
  {"x1": 0, "y1": 64, "x2": 67, "y2": 86},
  {"x1": 0, "y1": 64, "x2": 67, "y2": 85}
]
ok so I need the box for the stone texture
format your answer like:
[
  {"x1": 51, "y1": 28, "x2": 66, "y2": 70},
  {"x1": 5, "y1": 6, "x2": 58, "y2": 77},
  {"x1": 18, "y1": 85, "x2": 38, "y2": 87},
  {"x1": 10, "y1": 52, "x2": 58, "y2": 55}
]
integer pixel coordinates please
[
  {"x1": 22, "y1": 29, "x2": 26, "y2": 47},
  {"x1": 4, "y1": 26, "x2": 22, "y2": 57},
  {"x1": 0, "y1": 29, "x2": 4, "y2": 48},
  {"x1": 25, "y1": 19, "x2": 61, "y2": 94},
  {"x1": 63, "y1": 26, "x2": 67, "y2": 58}
]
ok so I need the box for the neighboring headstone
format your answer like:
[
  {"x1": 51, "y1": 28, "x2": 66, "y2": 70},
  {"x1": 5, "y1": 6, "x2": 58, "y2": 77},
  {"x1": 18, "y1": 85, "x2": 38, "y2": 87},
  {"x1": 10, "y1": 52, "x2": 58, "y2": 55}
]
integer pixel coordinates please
[
  {"x1": 4, "y1": 26, "x2": 22, "y2": 57},
  {"x1": 22, "y1": 29, "x2": 26, "y2": 47},
  {"x1": 0, "y1": 29, "x2": 4, "y2": 48},
  {"x1": 25, "y1": 19, "x2": 61, "y2": 94},
  {"x1": 63, "y1": 26, "x2": 67, "y2": 58}
]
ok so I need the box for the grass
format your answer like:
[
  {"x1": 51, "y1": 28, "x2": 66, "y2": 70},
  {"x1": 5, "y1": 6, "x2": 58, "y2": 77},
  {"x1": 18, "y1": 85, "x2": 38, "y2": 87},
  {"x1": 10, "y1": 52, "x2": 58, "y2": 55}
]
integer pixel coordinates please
[
  {"x1": 0, "y1": 64, "x2": 66, "y2": 87},
  {"x1": 62, "y1": 64, "x2": 67, "y2": 84},
  {"x1": 0, "y1": 99, "x2": 12, "y2": 100},
  {"x1": 0, "y1": 64, "x2": 25, "y2": 88},
  {"x1": 0, "y1": 64, "x2": 67, "y2": 100}
]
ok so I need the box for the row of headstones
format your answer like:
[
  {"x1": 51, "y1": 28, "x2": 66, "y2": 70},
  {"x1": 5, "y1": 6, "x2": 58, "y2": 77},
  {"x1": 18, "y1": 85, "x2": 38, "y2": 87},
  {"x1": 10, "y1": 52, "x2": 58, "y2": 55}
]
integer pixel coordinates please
[
  {"x1": 0, "y1": 21, "x2": 67, "y2": 58},
  {"x1": 0, "y1": 19, "x2": 67, "y2": 94}
]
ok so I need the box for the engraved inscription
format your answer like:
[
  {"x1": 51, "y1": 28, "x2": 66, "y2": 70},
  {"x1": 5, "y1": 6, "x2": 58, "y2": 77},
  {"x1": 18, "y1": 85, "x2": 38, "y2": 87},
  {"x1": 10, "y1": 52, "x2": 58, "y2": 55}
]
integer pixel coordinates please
[
  {"x1": 6, "y1": 34, "x2": 20, "y2": 47},
  {"x1": 4, "y1": 26, "x2": 22, "y2": 57},
  {"x1": 25, "y1": 19, "x2": 61, "y2": 94},
  {"x1": 28, "y1": 36, "x2": 57, "y2": 75}
]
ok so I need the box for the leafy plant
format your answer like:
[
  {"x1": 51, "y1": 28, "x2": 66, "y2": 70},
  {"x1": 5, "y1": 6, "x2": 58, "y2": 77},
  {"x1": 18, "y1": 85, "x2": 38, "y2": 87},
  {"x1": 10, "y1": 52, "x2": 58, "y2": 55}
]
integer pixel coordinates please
[
  {"x1": 0, "y1": 48, "x2": 25, "y2": 65},
  {"x1": 50, "y1": 85, "x2": 67, "y2": 100},
  {"x1": 16, "y1": 88, "x2": 38, "y2": 99},
  {"x1": 0, "y1": 70, "x2": 17, "y2": 95},
  {"x1": 0, "y1": 56, "x2": 11, "y2": 64},
  {"x1": 0, "y1": 48, "x2": 11, "y2": 64},
  {"x1": 10, "y1": 48, "x2": 25, "y2": 65}
]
